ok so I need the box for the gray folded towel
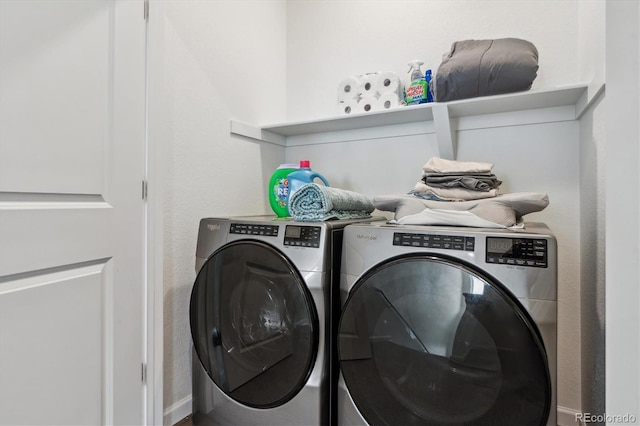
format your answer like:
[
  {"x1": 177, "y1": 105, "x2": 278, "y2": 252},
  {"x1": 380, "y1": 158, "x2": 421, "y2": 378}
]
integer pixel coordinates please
[
  {"x1": 423, "y1": 173, "x2": 502, "y2": 191},
  {"x1": 416, "y1": 157, "x2": 503, "y2": 200},
  {"x1": 288, "y1": 183, "x2": 375, "y2": 222},
  {"x1": 414, "y1": 182, "x2": 499, "y2": 201}
]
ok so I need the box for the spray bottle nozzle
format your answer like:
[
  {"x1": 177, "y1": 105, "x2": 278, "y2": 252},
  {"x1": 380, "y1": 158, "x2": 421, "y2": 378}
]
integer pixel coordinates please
[{"x1": 407, "y1": 60, "x2": 424, "y2": 74}]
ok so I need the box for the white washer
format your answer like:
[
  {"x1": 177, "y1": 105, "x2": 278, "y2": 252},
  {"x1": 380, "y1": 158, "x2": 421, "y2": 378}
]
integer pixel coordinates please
[
  {"x1": 190, "y1": 215, "x2": 382, "y2": 426},
  {"x1": 337, "y1": 222, "x2": 557, "y2": 426}
]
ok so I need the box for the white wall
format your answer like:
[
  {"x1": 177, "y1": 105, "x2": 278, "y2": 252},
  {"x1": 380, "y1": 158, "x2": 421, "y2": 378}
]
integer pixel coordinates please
[
  {"x1": 578, "y1": 93, "x2": 606, "y2": 421},
  {"x1": 605, "y1": 0, "x2": 640, "y2": 421},
  {"x1": 151, "y1": 2, "x2": 288, "y2": 423},
  {"x1": 577, "y1": 0, "x2": 606, "y2": 420},
  {"x1": 578, "y1": 0, "x2": 606, "y2": 102}
]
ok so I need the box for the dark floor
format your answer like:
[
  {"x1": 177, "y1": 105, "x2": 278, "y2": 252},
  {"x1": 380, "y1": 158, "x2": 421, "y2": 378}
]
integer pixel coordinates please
[{"x1": 174, "y1": 415, "x2": 193, "y2": 426}]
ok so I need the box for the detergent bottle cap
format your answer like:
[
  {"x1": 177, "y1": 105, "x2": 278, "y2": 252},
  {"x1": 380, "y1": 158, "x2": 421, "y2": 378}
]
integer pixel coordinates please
[
  {"x1": 278, "y1": 163, "x2": 299, "y2": 169},
  {"x1": 299, "y1": 160, "x2": 311, "y2": 168}
]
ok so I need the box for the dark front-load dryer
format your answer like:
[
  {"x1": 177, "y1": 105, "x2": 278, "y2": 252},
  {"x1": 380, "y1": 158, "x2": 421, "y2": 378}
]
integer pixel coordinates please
[
  {"x1": 338, "y1": 222, "x2": 557, "y2": 426},
  {"x1": 190, "y1": 215, "x2": 382, "y2": 426}
]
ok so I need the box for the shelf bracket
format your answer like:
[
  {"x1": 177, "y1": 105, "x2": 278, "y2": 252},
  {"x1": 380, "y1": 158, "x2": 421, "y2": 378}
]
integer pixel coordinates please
[
  {"x1": 230, "y1": 120, "x2": 286, "y2": 147},
  {"x1": 432, "y1": 104, "x2": 457, "y2": 160}
]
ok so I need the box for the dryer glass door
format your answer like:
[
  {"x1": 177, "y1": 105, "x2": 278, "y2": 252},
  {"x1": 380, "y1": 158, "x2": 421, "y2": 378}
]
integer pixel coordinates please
[
  {"x1": 339, "y1": 255, "x2": 551, "y2": 425},
  {"x1": 190, "y1": 240, "x2": 318, "y2": 408}
]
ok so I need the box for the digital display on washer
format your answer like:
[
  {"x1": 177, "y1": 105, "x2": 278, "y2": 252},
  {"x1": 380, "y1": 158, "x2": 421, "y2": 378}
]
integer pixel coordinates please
[
  {"x1": 284, "y1": 225, "x2": 321, "y2": 248},
  {"x1": 487, "y1": 238, "x2": 514, "y2": 253},
  {"x1": 486, "y1": 237, "x2": 548, "y2": 268},
  {"x1": 285, "y1": 226, "x2": 301, "y2": 238}
]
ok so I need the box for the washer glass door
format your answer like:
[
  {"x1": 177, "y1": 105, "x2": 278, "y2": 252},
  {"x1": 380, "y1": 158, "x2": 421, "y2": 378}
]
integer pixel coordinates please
[
  {"x1": 190, "y1": 240, "x2": 318, "y2": 408},
  {"x1": 339, "y1": 255, "x2": 550, "y2": 425}
]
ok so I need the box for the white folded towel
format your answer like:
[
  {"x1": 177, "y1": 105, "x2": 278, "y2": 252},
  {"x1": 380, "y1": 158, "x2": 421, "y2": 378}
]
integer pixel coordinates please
[{"x1": 423, "y1": 157, "x2": 494, "y2": 174}]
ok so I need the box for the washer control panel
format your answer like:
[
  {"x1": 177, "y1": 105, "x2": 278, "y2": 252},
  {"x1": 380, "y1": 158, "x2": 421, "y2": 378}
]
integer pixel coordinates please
[
  {"x1": 284, "y1": 225, "x2": 322, "y2": 248},
  {"x1": 486, "y1": 237, "x2": 548, "y2": 268},
  {"x1": 393, "y1": 232, "x2": 475, "y2": 251},
  {"x1": 230, "y1": 223, "x2": 279, "y2": 237}
]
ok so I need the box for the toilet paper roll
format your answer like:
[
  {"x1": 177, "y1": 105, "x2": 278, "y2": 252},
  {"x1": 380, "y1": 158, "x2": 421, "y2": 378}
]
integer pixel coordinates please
[
  {"x1": 359, "y1": 73, "x2": 379, "y2": 97},
  {"x1": 337, "y1": 99, "x2": 359, "y2": 116},
  {"x1": 376, "y1": 71, "x2": 403, "y2": 96},
  {"x1": 377, "y1": 92, "x2": 404, "y2": 110},
  {"x1": 358, "y1": 96, "x2": 379, "y2": 113},
  {"x1": 337, "y1": 76, "x2": 362, "y2": 101}
]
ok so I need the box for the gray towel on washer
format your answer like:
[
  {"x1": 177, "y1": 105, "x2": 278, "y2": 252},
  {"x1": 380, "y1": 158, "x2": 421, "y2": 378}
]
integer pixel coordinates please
[{"x1": 289, "y1": 183, "x2": 375, "y2": 222}]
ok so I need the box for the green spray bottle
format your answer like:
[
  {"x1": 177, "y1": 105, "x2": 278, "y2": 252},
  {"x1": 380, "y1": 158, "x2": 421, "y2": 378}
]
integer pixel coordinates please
[{"x1": 404, "y1": 60, "x2": 428, "y2": 105}]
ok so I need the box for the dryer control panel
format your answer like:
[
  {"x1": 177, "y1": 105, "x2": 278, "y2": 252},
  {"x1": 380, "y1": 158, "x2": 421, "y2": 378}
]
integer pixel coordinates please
[
  {"x1": 393, "y1": 232, "x2": 475, "y2": 251},
  {"x1": 486, "y1": 237, "x2": 548, "y2": 268},
  {"x1": 230, "y1": 223, "x2": 279, "y2": 236}
]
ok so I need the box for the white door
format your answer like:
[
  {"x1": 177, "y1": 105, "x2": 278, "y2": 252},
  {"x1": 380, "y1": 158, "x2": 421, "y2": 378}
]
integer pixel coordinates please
[{"x1": 0, "y1": 1, "x2": 146, "y2": 424}]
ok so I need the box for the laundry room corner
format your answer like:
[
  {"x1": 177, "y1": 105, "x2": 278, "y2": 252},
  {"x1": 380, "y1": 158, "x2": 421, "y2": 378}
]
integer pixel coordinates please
[
  {"x1": 147, "y1": 2, "x2": 289, "y2": 424},
  {"x1": 149, "y1": 1, "x2": 631, "y2": 425}
]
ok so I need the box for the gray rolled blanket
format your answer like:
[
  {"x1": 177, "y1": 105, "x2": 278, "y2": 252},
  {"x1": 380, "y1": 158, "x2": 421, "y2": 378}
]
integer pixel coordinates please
[
  {"x1": 288, "y1": 183, "x2": 375, "y2": 222},
  {"x1": 433, "y1": 38, "x2": 539, "y2": 102}
]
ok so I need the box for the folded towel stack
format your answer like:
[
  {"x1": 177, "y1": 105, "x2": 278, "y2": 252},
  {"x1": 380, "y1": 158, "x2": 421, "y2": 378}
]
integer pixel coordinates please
[
  {"x1": 288, "y1": 183, "x2": 375, "y2": 222},
  {"x1": 413, "y1": 157, "x2": 502, "y2": 201},
  {"x1": 374, "y1": 156, "x2": 548, "y2": 228}
]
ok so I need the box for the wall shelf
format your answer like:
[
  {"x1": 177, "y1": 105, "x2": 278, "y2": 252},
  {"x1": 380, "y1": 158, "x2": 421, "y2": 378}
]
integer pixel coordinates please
[{"x1": 230, "y1": 83, "x2": 590, "y2": 159}]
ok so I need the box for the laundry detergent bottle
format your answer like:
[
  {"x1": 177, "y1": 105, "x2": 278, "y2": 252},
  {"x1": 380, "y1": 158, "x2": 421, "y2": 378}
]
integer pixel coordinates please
[
  {"x1": 268, "y1": 163, "x2": 299, "y2": 217},
  {"x1": 286, "y1": 160, "x2": 330, "y2": 206}
]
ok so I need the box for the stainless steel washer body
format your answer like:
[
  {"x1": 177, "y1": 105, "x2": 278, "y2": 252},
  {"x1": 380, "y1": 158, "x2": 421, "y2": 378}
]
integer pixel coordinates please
[{"x1": 190, "y1": 216, "x2": 382, "y2": 425}]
